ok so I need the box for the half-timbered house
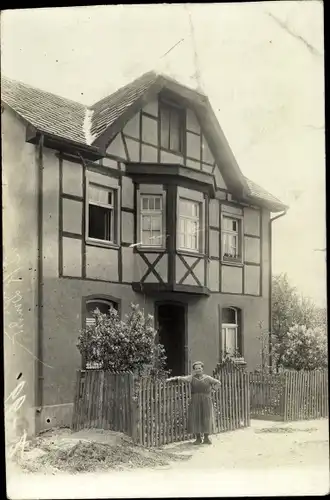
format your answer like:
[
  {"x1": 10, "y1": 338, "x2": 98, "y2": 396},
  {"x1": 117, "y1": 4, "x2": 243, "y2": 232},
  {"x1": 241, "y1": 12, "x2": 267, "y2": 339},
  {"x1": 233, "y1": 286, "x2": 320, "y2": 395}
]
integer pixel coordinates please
[{"x1": 2, "y1": 71, "x2": 287, "y2": 433}]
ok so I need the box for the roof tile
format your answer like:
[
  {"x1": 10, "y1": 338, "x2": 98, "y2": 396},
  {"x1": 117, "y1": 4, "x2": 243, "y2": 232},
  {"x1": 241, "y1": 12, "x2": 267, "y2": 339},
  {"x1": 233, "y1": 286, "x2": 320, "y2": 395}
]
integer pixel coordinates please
[
  {"x1": 245, "y1": 177, "x2": 286, "y2": 208},
  {"x1": 1, "y1": 75, "x2": 87, "y2": 144},
  {"x1": 90, "y1": 71, "x2": 158, "y2": 138}
]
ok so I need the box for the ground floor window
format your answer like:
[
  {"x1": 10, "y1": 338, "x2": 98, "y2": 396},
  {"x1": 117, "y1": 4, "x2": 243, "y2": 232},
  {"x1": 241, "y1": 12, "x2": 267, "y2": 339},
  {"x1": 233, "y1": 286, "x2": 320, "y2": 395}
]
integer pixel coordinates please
[
  {"x1": 84, "y1": 298, "x2": 118, "y2": 369},
  {"x1": 221, "y1": 307, "x2": 241, "y2": 358}
]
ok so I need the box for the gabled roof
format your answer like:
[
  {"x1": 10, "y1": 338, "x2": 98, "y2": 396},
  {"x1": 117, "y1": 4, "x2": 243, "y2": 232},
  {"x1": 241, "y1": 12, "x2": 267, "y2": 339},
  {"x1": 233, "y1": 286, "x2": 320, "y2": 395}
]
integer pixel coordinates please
[
  {"x1": 1, "y1": 75, "x2": 87, "y2": 145},
  {"x1": 90, "y1": 71, "x2": 159, "y2": 139},
  {"x1": 1, "y1": 72, "x2": 287, "y2": 211}
]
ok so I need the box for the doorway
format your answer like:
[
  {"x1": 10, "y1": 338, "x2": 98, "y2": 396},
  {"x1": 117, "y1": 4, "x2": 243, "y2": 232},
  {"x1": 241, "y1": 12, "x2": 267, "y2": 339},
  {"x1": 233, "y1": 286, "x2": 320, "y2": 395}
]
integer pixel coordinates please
[{"x1": 156, "y1": 302, "x2": 186, "y2": 376}]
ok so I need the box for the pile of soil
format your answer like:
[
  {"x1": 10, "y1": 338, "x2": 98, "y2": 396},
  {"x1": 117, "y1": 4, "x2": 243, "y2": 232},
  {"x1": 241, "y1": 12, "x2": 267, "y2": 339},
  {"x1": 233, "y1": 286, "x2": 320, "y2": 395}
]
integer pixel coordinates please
[
  {"x1": 255, "y1": 426, "x2": 318, "y2": 434},
  {"x1": 14, "y1": 428, "x2": 191, "y2": 474}
]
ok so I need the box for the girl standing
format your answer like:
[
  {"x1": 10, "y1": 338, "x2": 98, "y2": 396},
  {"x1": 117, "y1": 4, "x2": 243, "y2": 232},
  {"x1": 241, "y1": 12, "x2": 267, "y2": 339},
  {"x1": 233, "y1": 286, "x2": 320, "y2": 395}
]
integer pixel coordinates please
[{"x1": 166, "y1": 361, "x2": 221, "y2": 444}]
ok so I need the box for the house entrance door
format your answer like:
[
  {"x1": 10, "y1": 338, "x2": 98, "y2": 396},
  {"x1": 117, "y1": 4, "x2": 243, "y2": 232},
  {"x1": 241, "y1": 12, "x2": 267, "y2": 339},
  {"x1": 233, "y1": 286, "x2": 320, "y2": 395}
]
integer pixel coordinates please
[{"x1": 156, "y1": 302, "x2": 186, "y2": 376}]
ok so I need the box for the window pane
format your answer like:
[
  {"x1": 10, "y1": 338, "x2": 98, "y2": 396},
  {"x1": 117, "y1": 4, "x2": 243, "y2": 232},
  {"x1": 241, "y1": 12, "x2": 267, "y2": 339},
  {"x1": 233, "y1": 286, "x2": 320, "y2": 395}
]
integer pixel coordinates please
[
  {"x1": 193, "y1": 203, "x2": 198, "y2": 218},
  {"x1": 179, "y1": 200, "x2": 186, "y2": 216},
  {"x1": 221, "y1": 327, "x2": 226, "y2": 352},
  {"x1": 223, "y1": 217, "x2": 238, "y2": 233},
  {"x1": 180, "y1": 199, "x2": 199, "y2": 218},
  {"x1": 160, "y1": 107, "x2": 170, "y2": 149},
  {"x1": 170, "y1": 109, "x2": 180, "y2": 151},
  {"x1": 154, "y1": 197, "x2": 161, "y2": 210},
  {"x1": 142, "y1": 197, "x2": 149, "y2": 210},
  {"x1": 142, "y1": 215, "x2": 151, "y2": 230},
  {"x1": 222, "y1": 307, "x2": 237, "y2": 324},
  {"x1": 179, "y1": 217, "x2": 185, "y2": 233},
  {"x1": 226, "y1": 328, "x2": 237, "y2": 355},
  {"x1": 151, "y1": 216, "x2": 161, "y2": 231},
  {"x1": 192, "y1": 220, "x2": 199, "y2": 237},
  {"x1": 148, "y1": 197, "x2": 155, "y2": 210},
  {"x1": 223, "y1": 233, "x2": 238, "y2": 258},
  {"x1": 223, "y1": 233, "x2": 229, "y2": 253},
  {"x1": 89, "y1": 185, "x2": 111, "y2": 205},
  {"x1": 89, "y1": 205, "x2": 113, "y2": 241},
  {"x1": 86, "y1": 300, "x2": 116, "y2": 316},
  {"x1": 142, "y1": 230, "x2": 151, "y2": 245},
  {"x1": 150, "y1": 231, "x2": 161, "y2": 245},
  {"x1": 223, "y1": 217, "x2": 230, "y2": 231}
]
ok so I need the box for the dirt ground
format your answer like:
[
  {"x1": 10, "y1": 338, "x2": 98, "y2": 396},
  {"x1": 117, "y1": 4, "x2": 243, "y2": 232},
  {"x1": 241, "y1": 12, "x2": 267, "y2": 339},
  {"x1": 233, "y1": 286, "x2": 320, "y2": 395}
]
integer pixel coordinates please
[{"x1": 7, "y1": 419, "x2": 329, "y2": 498}]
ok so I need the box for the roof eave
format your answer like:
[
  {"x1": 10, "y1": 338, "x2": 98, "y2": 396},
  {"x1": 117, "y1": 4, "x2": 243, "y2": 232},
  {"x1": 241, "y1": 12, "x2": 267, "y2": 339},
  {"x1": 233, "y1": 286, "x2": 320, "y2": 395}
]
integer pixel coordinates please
[
  {"x1": 27, "y1": 128, "x2": 103, "y2": 160},
  {"x1": 246, "y1": 195, "x2": 289, "y2": 212}
]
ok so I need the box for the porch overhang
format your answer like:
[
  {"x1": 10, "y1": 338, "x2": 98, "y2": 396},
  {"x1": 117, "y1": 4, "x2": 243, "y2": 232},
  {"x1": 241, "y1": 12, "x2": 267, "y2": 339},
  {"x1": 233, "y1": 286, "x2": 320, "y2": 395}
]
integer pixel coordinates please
[
  {"x1": 126, "y1": 163, "x2": 216, "y2": 198},
  {"x1": 132, "y1": 282, "x2": 210, "y2": 296}
]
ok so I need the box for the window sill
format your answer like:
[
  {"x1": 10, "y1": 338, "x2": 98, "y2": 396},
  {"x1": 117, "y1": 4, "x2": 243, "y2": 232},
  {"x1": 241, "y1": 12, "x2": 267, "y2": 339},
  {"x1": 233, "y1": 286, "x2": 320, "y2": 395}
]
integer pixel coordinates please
[
  {"x1": 160, "y1": 147, "x2": 184, "y2": 157},
  {"x1": 177, "y1": 249, "x2": 205, "y2": 258},
  {"x1": 135, "y1": 246, "x2": 166, "y2": 253},
  {"x1": 221, "y1": 259, "x2": 243, "y2": 267},
  {"x1": 86, "y1": 238, "x2": 120, "y2": 250},
  {"x1": 220, "y1": 356, "x2": 246, "y2": 363}
]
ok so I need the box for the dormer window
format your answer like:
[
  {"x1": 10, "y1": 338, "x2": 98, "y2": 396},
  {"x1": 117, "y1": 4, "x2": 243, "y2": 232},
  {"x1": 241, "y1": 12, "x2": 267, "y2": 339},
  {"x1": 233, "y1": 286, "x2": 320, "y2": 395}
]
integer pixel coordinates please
[{"x1": 160, "y1": 101, "x2": 184, "y2": 154}]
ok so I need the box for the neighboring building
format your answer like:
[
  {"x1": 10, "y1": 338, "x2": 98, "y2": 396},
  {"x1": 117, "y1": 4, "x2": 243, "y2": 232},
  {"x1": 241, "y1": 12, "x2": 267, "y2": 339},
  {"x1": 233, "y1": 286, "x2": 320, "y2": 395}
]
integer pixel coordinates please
[{"x1": 2, "y1": 71, "x2": 287, "y2": 434}]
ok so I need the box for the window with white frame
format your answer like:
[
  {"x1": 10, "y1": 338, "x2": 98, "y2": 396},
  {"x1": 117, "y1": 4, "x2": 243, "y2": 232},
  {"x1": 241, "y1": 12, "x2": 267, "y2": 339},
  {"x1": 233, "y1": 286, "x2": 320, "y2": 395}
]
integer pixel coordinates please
[
  {"x1": 85, "y1": 299, "x2": 118, "y2": 369},
  {"x1": 140, "y1": 195, "x2": 163, "y2": 247},
  {"x1": 222, "y1": 216, "x2": 241, "y2": 261},
  {"x1": 221, "y1": 307, "x2": 240, "y2": 358},
  {"x1": 178, "y1": 198, "x2": 200, "y2": 252},
  {"x1": 88, "y1": 183, "x2": 116, "y2": 243}
]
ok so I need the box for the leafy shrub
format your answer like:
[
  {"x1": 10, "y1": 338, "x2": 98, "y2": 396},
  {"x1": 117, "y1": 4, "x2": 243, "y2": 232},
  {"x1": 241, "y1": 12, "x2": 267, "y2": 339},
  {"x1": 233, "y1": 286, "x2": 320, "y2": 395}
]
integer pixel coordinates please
[
  {"x1": 281, "y1": 324, "x2": 328, "y2": 371},
  {"x1": 77, "y1": 303, "x2": 169, "y2": 377}
]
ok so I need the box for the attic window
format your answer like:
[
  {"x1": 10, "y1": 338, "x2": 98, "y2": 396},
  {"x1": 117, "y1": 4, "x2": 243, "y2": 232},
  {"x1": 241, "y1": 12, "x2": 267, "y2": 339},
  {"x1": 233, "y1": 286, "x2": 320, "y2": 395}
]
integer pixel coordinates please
[{"x1": 160, "y1": 102, "x2": 184, "y2": 154}]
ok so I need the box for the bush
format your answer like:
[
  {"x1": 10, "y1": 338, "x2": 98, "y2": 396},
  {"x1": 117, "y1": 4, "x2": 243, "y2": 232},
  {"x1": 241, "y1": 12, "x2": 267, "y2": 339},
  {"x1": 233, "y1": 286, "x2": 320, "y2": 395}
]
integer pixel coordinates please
[
  {"x1": 77, "y1": 303, "x2": 169, "y2": 377},
  {"x1": 281, "y1": 324, "x2": 328, "y2": 371}
]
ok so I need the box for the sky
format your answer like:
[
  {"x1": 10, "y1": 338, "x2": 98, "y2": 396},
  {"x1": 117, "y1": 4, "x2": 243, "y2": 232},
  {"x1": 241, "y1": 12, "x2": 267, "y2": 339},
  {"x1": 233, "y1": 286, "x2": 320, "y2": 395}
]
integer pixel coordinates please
[{"x1": 1, "y1": 2, "x2": 326, "y2": 307}]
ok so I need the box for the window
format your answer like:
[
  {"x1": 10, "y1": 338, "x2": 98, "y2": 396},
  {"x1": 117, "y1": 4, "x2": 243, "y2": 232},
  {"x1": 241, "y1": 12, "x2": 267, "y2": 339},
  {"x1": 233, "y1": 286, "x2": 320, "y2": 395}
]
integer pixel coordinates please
[
  {"x1": 140, "y1": 195, "x2": 163, "y2": 247},
  {"x1": 221, "y1": 307, "x2": 240, "y2": 358},
  {"x1": 222, "y1": 216, "x2": 241, "y2": 261},
  {"x1": 87, "y1": 183, "x2": 116, "y2": 243},
  {"x1": 160, "y1": 102, "x2": 184, "y2": 153},
  {"x1": 178, "y1": 199, "x2": 200, "y2": 252},
  {"x1": 85, "y1": 299, "x2": 118, "y2": 369}
]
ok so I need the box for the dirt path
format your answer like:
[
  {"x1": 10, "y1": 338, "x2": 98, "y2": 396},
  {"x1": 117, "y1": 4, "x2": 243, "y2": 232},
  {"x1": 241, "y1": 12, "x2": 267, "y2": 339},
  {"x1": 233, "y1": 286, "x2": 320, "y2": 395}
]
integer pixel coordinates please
[
  {"x1": 164, "y1": 418, "x2": 329, "y2": 471},
  {"x1": 7, "y1": 419, "x2": 329, "y2": 498}
]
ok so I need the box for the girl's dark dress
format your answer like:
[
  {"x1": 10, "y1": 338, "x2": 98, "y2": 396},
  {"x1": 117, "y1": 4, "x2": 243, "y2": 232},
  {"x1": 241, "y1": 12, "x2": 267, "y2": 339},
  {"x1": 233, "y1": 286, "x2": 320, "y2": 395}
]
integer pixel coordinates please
[{"x1": 178, "y1": 374, "x2": 220, "y2": 434}]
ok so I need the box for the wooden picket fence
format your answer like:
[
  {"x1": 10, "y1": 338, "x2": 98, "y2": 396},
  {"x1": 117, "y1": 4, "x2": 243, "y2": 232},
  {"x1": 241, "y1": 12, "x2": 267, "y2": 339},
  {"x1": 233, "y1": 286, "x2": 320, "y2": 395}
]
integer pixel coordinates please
[
  {"x1": 137, "y1": 371, "x2": 250, "y2": 446},
  {"x1": 72, "y1": 370, "x2": 250, "y2": 446},
  {"x1": 72, "y1": 371, "x2": 135, "y2": 435},
  {"x1": 250, "y1": 370, "x2": 328, "y2": 421}
]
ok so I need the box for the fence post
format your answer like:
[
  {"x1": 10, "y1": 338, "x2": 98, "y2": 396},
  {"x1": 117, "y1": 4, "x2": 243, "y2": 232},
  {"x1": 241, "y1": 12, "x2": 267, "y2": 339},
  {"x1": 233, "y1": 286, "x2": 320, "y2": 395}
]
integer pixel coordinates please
[
  {"x1": 282, "y1": 372, "x2": 288, "y2": 422},
  {"x1": 71, "y1": 370, "x2": 81, "y2": 431},
  {"x1": 130, "y1": 374, "x2": 140, "y2": 445}
]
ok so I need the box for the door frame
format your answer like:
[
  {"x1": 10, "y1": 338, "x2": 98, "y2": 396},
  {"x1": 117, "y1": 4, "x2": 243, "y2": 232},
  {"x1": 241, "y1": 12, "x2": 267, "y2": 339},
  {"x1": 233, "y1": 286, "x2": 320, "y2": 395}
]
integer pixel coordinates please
[{"x1": 154, "y1": 300, "x2": 189, "y2": 375}]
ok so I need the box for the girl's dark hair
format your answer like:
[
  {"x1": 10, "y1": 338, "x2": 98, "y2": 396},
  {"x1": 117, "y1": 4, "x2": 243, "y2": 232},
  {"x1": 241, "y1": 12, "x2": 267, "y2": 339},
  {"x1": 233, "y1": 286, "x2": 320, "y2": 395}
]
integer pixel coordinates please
[{"x1": 192, "y1": 361, "x2": 204, "y2": 369}]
